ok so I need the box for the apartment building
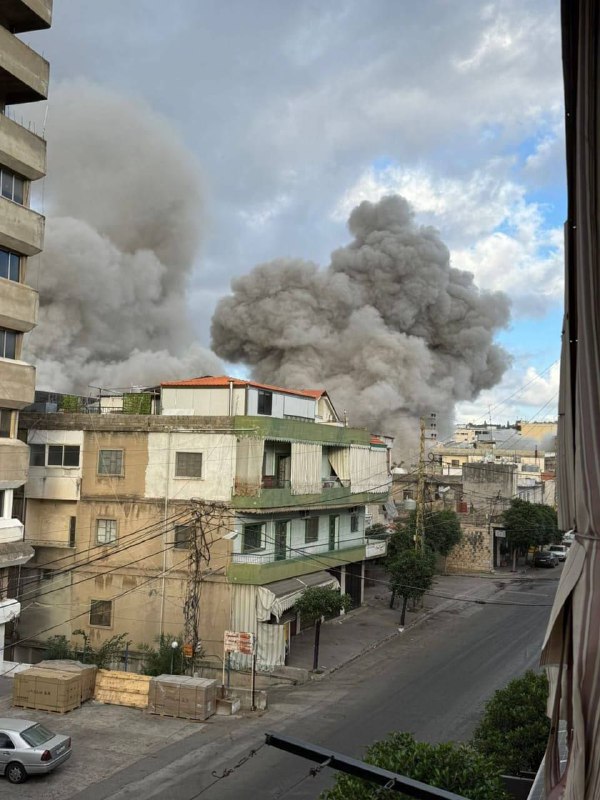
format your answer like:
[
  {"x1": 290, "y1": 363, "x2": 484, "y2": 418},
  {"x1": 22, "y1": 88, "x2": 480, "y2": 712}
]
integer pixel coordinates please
[
  {"x1": 17, "y1": 377, "x2": 392, "y2": 671},
  {"x1": 0, "y1": 0, "x2": 51, "y2": 669}
]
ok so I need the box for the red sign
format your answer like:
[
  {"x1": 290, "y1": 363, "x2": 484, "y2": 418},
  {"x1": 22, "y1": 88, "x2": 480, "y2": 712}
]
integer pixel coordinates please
[{"x1": 224, "y1": 630, "x2": 255, "y2": 655}]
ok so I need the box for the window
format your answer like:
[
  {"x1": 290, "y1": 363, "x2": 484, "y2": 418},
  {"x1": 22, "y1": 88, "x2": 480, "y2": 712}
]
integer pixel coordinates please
[
  {"x1": 98, "y1": 449, "x2": 123, "y2": 475},
  {"x1": 0, "y1": 408, "x2": 12, "y2": 438},
  {"x1": 242, "y1": 523, "x2": 264, "y2": 553},
  {"x1": 90, "y1": 599, "x2": 112, "y2": 627},
  {"x1": 69, "y1": 516, "x2": 76, "y2": 548},
  {"x1": 0, "y1": 734, "x2": 14, "y2": 749},
  {"x1": 257, "y1": 390, "x2": 273, "y2": 416},
  {"x1": 175, "y1": 452, "x2": 203, "y2": 478},
  {"x1": 451, "y1": 459, "x2": 460, "y2": 468},
  {"x1": 47, "y1": 444, "x2": 80, "y2": 467},
  {"x1": 402, "y1": 490, "x2": 414, "y2": 500},
  {"x1": 174, "y1": 525, "x2": 193, "y2": 549},
  {"x1": 29, "y1": 443, "x2": 46, "y2": 466},
  {"x1": 0, "y1": 167, "x2": 25, "y2": 204},
  {"x1": 350, "y1": 513, "x2": 359, "y2": 533},
  {"x1": 0, "y1": 248, "x2": 20, "y2": 282},
  {"x1": 0, "y1": 328, "x2": 17, "y2": 359},
  {"x1": 305, "y1": 516, "x2": 319, "y2": 543},
  {"x1": 96, "y1": 518, "x2": 117, "y2": 545},
  {"x1": 0, "y1": 489, "x2": 4, "y2": 516}
]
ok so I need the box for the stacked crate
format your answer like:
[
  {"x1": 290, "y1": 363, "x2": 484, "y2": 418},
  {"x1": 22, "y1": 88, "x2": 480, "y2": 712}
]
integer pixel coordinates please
[
  {"x1": 148, "y1": 675, "x2": 217, "y2": 721},
  {"x1": 13, "y1": 668, "x2": 81, "y2": 713},
  {"x1": 37, "y1": 660, "x2": 97, "y2": 702},
  {"x1": 93, "y1": 669, "x2": 151, "y2": 709}
]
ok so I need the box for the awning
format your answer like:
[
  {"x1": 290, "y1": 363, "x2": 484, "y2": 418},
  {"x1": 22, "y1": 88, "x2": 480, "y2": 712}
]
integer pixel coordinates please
[
  {"x1": 0, "y1": 542, "x2": 34, "y2": 568},
  {"x1": 257, "y1": 571, "x2": 340, "y2": 622}
]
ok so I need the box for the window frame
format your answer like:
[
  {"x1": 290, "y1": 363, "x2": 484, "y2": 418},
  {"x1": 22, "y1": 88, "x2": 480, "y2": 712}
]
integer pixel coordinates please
[
  {"x1": 97, "y1": 449, "x2": 124, "y2": 476},
  {"x1": 0, "y1": 167, "x2": 25, "y2": 205},
  {"x1": 0, "y1": 248, "x2": 20, "y2": 282},
  {"x1": 29, "y1": 443, "x2": 45, "y2": 466},
  {"x1": 89, "y1": 599, "x2": 112, "y2": 628},
  {"x1": 174, "y1": 451, "x2": 203, "y2": 479},
  {"x1": 69, "y1": 516, "x2": 76, "y2": 548},
  {"x1": 96, "y1": 518, "x2": 118, "y2": 546},
  {"x1": 0, "y1": 327, "x2": 17, "y2": 359},
  {"x1": 304, "y1": 516, "x2": 319, "y2": 544},
  {"x1": 0, "y1": 408, "x2": 13, "y2": 438},
  {"x1": 257, "y1": 390, "x2": 273, "y2": 416},
  {"x1": 47, "y1": 444, "x2": 80, "y2": 468},
  {"x1": 350, "y1": 513, "x2": 360, "y2": 533},
  {"x1": 174, "y1": 524, "x2": 193, "y2": 549},
  {"x1": 242, "y1": 522, "x2": 265, "y2": 553}
]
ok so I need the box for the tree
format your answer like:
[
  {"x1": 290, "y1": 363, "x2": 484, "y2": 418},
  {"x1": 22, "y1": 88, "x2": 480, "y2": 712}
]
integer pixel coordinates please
[
  {"x1": 387, "y1": 548, "x2": 435, "y2": 627},
  {"x1": 295, "y1": 587, "x2": 352, "y2": 671},
  {"x1": 472, "y1": 670, "x2": 550, "y2": 774},
  {"x1": 320, "y1": 732, "x2": 510, "y2": 800},
  {"x1": 139, "y1": 633, "x2": 190, "y2": 676},
  {"x1": 503, "y1": 499, "x2": 562, "y2": 569},
  {"x1": 388, "y1": 510, "x2": 462, "y2": 561}
]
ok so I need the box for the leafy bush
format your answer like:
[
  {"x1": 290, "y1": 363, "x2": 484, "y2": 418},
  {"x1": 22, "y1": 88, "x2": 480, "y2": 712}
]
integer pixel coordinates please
[
  {"x1": 471, "y1": 670, "x2": 550, "y2": 774},
  {"x1": 139, "y1": 633, "x2": 188, "y2": 676},
  {"x1": 44, "y1": 635, "x2": 76, "y2": 660},
  {"x1": 321, "y1": 732, "x2": 509, "y2": 799}
]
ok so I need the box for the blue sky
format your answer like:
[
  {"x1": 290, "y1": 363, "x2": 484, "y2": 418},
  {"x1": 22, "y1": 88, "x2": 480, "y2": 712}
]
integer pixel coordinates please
[{"x1": 23, "y1": 0, "x2": 565, "y2": 427}]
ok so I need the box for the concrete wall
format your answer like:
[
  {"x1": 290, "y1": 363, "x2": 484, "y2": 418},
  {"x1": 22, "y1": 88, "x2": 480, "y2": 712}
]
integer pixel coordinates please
[
  {"x1": 445, "y1": 524, "x2": 493, "y2": 573},
  {"x1": 24, "y1": 498, "x2": 76, "y2": 548},
  {"x1": 26, "y1": 429, "x2": 83, "y2": 500},
  {"x1": 82, "y1": 430, "x2": 148, "y2": 498},
  {"x1": 161, "y1": 387, "x2": 246, "y2": 416},
  {"x1": 0, "y1": 23, "x2": 49, "y2": 102},
  {"x1": 0, "y1": 195, "x2": 44, "y2": 256},
  {"x1": 462, "y1": 462, "x2": 516, "y2": 512},
  {"x1": 0, "y1": 359, "x2": 35, "y2": 409},
  {"x1": 0, "y1": 438, "x2": 29, "y2": 488},
  {"x1": 145, "y1": 431, "x2": 236, "y2": 502},
  {"x1": 0, "y1": 113, "x2": 46, "y2": 180},
  {"x1": 0, "y1": 277, "x2": 38, "y2": 331}
]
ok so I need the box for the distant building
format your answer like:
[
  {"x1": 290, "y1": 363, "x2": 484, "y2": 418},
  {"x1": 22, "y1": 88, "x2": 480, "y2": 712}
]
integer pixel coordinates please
[{"x1": 0, "y1": 0, "x2": 52, "y2": 671}]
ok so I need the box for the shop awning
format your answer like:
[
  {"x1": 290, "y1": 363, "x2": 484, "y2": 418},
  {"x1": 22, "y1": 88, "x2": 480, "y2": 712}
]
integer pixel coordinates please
[
  {"x1": 257, "y1": 571, "x2": 340, "y2": 622},
  {"x1": 0, "y1": 542, "x2": 34, "y2": 568}
]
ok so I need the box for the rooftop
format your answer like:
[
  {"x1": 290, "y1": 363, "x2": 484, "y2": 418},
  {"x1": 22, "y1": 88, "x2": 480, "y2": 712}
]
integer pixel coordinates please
[{"x1": 160, "y1": 375, "x2": 326, "y2": 399}]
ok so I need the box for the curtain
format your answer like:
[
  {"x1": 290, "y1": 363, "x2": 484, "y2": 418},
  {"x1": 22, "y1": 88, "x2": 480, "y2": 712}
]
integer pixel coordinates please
[{"x1": 290, "y1": 442, "x2": 322, "y2": 495}]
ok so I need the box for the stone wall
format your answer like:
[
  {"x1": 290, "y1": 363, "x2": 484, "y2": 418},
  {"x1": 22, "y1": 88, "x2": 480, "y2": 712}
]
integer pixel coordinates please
[{"x1": 445, "y1": 523, "x2": 493, "y2": 573}]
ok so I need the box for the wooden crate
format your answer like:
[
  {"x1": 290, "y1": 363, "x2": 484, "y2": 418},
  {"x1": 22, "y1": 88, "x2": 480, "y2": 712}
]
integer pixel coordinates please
[
  {"x1": 13, "y1": 668, "x2": 81, "y2": 713},
  {"x1": 37, "y1": 660, "x2": 97, "y2": 702},
  {"x1": 93, "y1": 669, "x2": 151, "y2": 709},
  {"x1": 148, "y1": 675, "x2": 217, "y2": 721}
]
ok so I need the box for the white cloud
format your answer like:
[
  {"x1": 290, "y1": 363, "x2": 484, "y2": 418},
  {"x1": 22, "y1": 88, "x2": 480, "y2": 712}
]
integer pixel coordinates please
[{"x1": 332, "y1": 161, "x2": 564, "y2": 317}]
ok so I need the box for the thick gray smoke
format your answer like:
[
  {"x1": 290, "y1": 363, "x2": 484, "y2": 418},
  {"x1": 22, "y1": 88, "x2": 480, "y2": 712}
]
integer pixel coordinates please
[
  {"x1": 211, "y1": 196, "x2": 511, "y2": 455},
  {"x1": 25, "y1": 81, "x2": 220, "y2": 392}
]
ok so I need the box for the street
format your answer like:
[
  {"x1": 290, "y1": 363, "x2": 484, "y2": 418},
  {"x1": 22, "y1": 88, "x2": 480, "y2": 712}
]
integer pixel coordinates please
[{"x1": 67, "y1": 574, "x2": 557, "y2": 800}]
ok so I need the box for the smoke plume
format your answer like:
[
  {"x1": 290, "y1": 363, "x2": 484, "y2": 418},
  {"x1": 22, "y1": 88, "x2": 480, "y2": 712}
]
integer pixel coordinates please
[
  {"x1": 211, "y1": 195, "x2": 511, "y2": 453},
  {"x1": 25, "y1": 81, "x2": 221, "y2": 392}
]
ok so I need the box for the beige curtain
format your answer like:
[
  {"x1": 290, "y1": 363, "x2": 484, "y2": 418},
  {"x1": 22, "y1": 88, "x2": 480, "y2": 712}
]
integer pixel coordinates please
[
  {"x1": 234, "y1": 437, "x2": 264, "y2": 496},
  {"x1": 328, "y1": 447, "x2": 350, "y2": 482},
  {"x1": 290, "y1": 442, "x2": 322, "y2": 495}
]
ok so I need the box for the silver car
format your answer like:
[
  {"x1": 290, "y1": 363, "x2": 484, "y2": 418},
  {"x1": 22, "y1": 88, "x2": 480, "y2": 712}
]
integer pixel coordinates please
[{"x1": 0, "y1": 719, "x2": 71, "y2": 784}]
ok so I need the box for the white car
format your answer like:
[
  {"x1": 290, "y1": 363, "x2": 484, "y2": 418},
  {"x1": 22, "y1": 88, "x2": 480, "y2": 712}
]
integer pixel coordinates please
[{"x1": 548, "y1": 545, "x2": 568, "y2": 562}]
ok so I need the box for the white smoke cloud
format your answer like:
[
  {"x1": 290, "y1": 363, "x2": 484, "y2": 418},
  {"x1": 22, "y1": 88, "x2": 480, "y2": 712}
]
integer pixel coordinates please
[
  {"x1": 25, "y1": 81, "x2": 221, "y2": 392},
  {"x1": 211, "y1": 195, "x2": 511, "y2": 451}
]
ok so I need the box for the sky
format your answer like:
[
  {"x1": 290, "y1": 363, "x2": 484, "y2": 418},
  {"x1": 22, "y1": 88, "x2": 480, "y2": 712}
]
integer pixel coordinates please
[{"x1": 22, "y1": 0, "x2": 565, "y2": 430}]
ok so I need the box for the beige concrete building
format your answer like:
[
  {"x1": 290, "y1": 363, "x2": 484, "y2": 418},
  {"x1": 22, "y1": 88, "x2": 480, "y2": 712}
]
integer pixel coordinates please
[
  {"x1": 0, "y1": 0, "x2": 51, "y2": 670},
  {"x1": 17, "y1": 377, "x2": 392, "y2": 671}
]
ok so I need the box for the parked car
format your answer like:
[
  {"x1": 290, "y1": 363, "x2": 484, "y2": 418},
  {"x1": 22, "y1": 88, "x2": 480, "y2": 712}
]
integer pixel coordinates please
[
  {"x1": 533, "y1": 551, "x2": 558, "y2": 568},
  {"x1": 548, "y1": 544, "x2": 569, "y2": 562},
  {"x1": 562, "y1": 532, "x2": 575, "y2": 547},
  {"x1": 0, "y1": 719, "x2": 71, "y2": 784}
]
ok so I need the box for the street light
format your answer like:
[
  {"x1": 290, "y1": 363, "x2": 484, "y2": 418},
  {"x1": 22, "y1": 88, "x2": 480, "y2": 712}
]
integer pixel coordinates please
[{"x1": 170, "y1": 640, "x2": 179, "y2": 674}]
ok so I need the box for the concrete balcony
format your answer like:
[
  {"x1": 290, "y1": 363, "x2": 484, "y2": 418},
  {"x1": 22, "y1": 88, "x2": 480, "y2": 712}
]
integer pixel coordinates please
[
  {"x1": 0, "y1": 1, "x2": 52, "y2": 34},
  {"x1": 0, "y1": 24, "x2": 49, "y2": 106},
  {"x1": 25, "y1": 469, "x2": 81, "y2": 501},
  {"x1": 0, "y1": 437, "x2": 29, "y2": 487},
  {"x1": 0, "y1": 195, "x2": 44, "y2": 255},
  {"x1": 0, "y1": 112, "x2": 46, "y2": 180},
  {"x1": 0, "y1": 358, "x2": 35, "y2": 409},
  {"x1": 0, "y1": 599, "x2": 20, "y2": 625},
  {"x1": 0, "y1": 277, "x2": 38, "y2": 331},
  {"x1": 0, "y1": 517, "x2": 24, "y2": 543}
]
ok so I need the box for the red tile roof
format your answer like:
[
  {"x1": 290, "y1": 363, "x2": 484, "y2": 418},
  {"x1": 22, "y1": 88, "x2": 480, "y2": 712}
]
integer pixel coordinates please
[{"x1": 160, "y1": 375, "x2": 326, "y2": 399}]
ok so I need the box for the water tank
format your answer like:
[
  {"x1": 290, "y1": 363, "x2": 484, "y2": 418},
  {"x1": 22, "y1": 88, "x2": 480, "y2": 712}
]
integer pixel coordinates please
[{"x1": 403, "y1": 498, "x2": 417, "y2": 511}]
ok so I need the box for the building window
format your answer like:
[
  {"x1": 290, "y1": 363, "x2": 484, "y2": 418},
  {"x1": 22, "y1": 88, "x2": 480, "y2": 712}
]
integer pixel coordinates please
[
  {"x1": 29, "y1": 443, "x2": 46, "y2": 466},
  {"x1": 0, "y1": 248, "x2": 20, "y2": 282},
  {"x1": 242, "y1": 523, "x2": 264, "y2": 553},
  {"x1": 174, "y1": 525, "x2": 193, "y2": 549},
  {"x1": 0, "y1": 328, "x2": 17, "y2": 359},
  {"x1": 451, "y1": 459, "x2": 460, "y2": 468},
  {"x1": 175, "y1": 452, "x2": 203, "y2": 478},
  {"x1": 1, "y1": 168, "x2": 25, "y2": 205},
  {"x1": 257, "y1": 390, "x2": 273, "y2": 416},
  {"x1": 403, "y1": 490, "x2": 414, "y2": 500},
  {"x1": 0, "y1": 489, "x2": 4, "y2": 517},
  {"x1": 69, "y1": 516, "x2": 76, "y2": 548},
  {"x1": 305, "y1": 516, "x2": 319, "y2": 543},
  {"x1": 350, "y1": 513, "x2": 359, "y2": 533},
  {"x1": 0, "y1": 409, "x2": 13, "y2": 438},
  {"x1": 47, "y1": 444, "x2": 80, "y2": 467},
  {"x1": 96, "y1": 518, "x2": 117, "y2": 545},
  {"x1": 98, "y1": 449, "x2": 123, "y2": 476},
  {"x1": 90, "y1": 599, "x2": 112, "y2": 627}
]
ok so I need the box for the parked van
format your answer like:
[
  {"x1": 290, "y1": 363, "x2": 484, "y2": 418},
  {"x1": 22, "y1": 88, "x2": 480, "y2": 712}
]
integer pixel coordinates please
[{"x1": 548, "y1": 544, "x2": 568, "y2": 562}]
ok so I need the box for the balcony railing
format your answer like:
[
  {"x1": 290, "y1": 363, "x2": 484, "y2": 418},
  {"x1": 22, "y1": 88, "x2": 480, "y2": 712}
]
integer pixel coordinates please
[
  {"x1": 261, "y1": 477, "x2": 290, "y2": 489},
  {"x1": 232, "y1": 538, "x2": 365, "y2": 565}
]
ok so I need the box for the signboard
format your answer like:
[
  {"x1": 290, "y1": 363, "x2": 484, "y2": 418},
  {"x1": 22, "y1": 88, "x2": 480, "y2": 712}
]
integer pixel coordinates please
[
  {"x1": 182, "y1": 643, "x2": 193, "y2": 658},
  {"x1": 494, "y1": 528, "x2": 507, "y2": 539},
  {"x1": 224, "y1": 630, "x2": 255, "y2": 655}
]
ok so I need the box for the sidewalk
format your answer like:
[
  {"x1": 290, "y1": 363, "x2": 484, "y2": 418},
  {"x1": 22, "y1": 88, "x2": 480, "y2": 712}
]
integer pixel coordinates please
[{"x1": 285, "y1": 565, "x2": 559, "y2": 676}]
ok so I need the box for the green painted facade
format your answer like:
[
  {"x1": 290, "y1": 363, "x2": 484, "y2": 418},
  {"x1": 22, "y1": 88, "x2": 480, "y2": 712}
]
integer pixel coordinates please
[
  {"x1": 233, "y1": 416, "x2": 372, "y2": 446},
  {"x1": 226, "y1": 544, "x2": 366, "y2": 584},
  {"x1": 231, "y1": 487, "x2": 388, "y2": 511}
]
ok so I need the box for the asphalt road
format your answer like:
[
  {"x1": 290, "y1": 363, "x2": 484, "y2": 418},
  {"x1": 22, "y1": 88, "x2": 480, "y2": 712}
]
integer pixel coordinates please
[{"x1": 73, "y1": 574, "x2": 557, "y2": 800}]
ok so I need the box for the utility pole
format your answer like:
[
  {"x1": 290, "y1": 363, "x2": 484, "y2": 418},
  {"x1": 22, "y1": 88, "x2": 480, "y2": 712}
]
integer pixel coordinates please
[{"x1": 414, "y1": 413, "x2": 437, "y2": 553}]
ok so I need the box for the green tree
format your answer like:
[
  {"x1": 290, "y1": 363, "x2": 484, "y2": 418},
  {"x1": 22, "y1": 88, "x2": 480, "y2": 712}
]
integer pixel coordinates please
[
  {"x1": 472, "y1": 670, "x2": 550, "y2": 774},
  {"x1": 44, "y1": 635, "x2": 76, "y2": 660},
  {"x1": 320, "y1": 732, "x2": 509, "y2": 800},
  {"x1": 503, "y1": 499, "x2": 561, "y2": 568},
  {"x1": 73, "y1": 630, "x2": 130, "y2": 669},
  {"x1": 424, "y1": 509, "x2": 462, "y2": 556},
  {"x1": 139, "y1": 633, "x2": 191, "y2": 676},
  {"x1": 295, "y1": 587, "x2": 352, "y2": 671},
  {"x1": 387, "y1": 548, "x2": 435, "y2": 627}
]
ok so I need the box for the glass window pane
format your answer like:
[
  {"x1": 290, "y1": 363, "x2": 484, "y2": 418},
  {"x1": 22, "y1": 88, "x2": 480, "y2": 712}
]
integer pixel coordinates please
[
  {"x1": 0, "y1": 409, "x2": 12, "y2": 438},
  {"x1": 175, "y1": 451, "x2": 202, "y2": 478},
  {"x1": 174, "y1": 525, "x2": 193, "y2": 549},
  {"x1": 63, "y1": 445, "x2": 80, "y2": 467},
  {"x1": 47, "y1": 445, "x2": 63, "y2": 465},
  {"x1": 1, "y1": 171, "x2": 12, "y2": 199},
  {"x1": 243, "y1": 524, "x2": 263, "y2": 553},
  {"x1": 3, "y1": 330, "x2": 16, "y2": 359},
  {"x1": 98, "y1": 449, "x2": 123, "y2": 475},
  {"x1": 9, "y1": 253, "x2": 19, "y2": 282},
  {"x1": 30, "y1": 444, "x2": 45, "y2": 466},
  {"x1": 96, "y1": 518, "x2": 117, "y2": 544},
  {"x1": 90, "y1": 599, "x2": 112, "y2": 627},
  {"x1": 12, "y1": 176, "x2": 24, "y2": 205},
  {"x1": 0, "y1": 249, "x2": 9, "y2": 280}
]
